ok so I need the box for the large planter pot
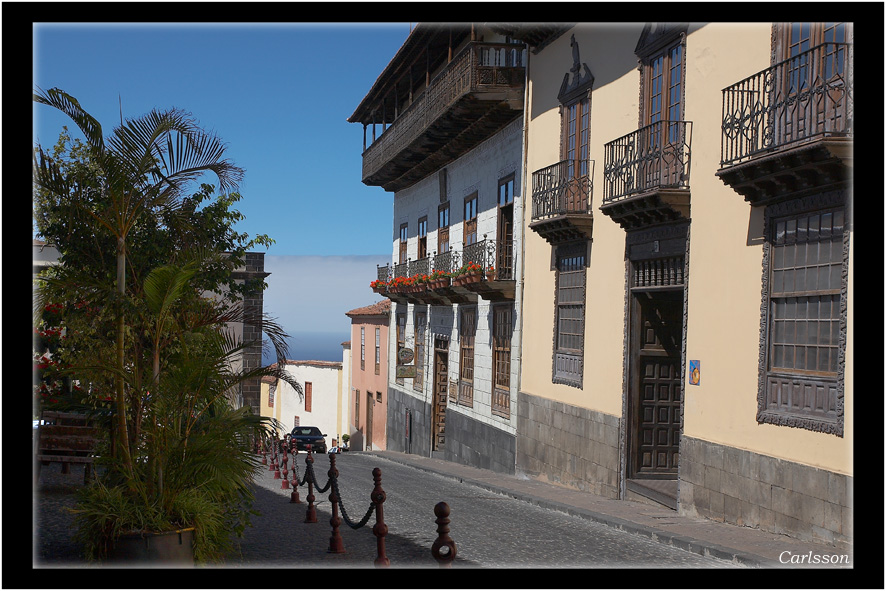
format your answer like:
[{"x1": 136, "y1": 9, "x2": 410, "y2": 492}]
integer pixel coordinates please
[{"x1": 109, "y1": 527, "x2": 195, "y2": 565}]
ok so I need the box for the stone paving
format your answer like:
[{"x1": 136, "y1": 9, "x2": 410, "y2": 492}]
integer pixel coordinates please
[{"x1": 31, "y1": 448, "x2": 862, "y2": 582}]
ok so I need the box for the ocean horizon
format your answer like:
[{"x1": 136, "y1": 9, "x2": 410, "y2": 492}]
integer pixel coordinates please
[{"x1": 262, "y1": 331, "x2": 349, "y2": 366}]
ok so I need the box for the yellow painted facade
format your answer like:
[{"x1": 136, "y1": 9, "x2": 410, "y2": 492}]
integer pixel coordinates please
[{"x1": 517, "y1": 22, "x2": 852, "y2": 546}]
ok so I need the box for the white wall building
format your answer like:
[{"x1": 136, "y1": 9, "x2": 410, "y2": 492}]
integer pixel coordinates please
[
  {"x1": 350, "y1": 24, "x2": 526, "y2": 474},
  {"x1": 273, "y1": 360, "x2": 344, "y2": 450}
]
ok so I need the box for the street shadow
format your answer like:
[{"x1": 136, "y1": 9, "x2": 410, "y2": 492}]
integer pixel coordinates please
[{"x1": 228, "y1": 484, "x2": 479, "y2": 568}]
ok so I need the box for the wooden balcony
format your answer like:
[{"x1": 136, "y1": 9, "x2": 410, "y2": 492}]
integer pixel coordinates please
[
  {"x1": 528, "y1": 159, "x2": 594, "y2": 244},
  {"x1": 716, "y1": 42, "x2": 852, "y2": 205},
  {"x1": 358, "y1": 42, "x2": 525, "y2": 192},
  {"x1": 601, "y1": 120, "x2": 692, "y2": 231}
]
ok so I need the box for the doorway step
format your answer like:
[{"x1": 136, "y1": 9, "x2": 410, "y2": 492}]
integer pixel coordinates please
[{"x1": 626, "y1": 479, "x2": 677, "y2": 510}]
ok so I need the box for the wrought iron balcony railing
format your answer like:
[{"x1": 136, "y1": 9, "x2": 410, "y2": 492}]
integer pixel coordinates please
[
  {"x1": 530, "y1": 160, "x2": 594, "y2": 221},
  {"x1": 720, "y1": 42, "x2": 852, "y2": 168},
  {"x1": 361, "y1": 41, "x2": 526, "y2": 183},
  {"x1": 380, "y1": 238, "x2": 515, "y2": 284},
  {"x1": 433, "y1": 249, "x2": 458, "y2": 276},
  {"x1": 603, "y1": 120, "x2": 692, "y2": 203},
  {"x1": 462, "y1": 237, "x2": 514, "y2": 281},
  {"x1": 377, "y1": 263, "x2": 391, "y2": 283}
]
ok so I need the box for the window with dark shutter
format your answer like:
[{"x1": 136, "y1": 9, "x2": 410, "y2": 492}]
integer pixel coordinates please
[
  {"x1": 758, "y1": 199, "x2": 847, "y2": 435},
  {"x1": 458, "y1": 306, "x2": 476, "y2": 407},
  {"x1": 492, "y1": 305, "x2": 512, "y2": 418},
  {"x1": 553, "y1": 242, "x2": 586, "y2": 387},
  {"x1": 438, "y1": 203, "x2": 450, "y2": 254}
]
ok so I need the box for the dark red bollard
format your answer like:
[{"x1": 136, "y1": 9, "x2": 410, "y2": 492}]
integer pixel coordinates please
[
  {"x1": 304, "y1": 446, "x2": 317, "y2": 523},
  {"x1": 431, "y1": 502, "x2": 457, "y2": 568},
  {"x1": 289, "y1": 448, "x2": 301, "y2": 503},
  {"x1": 372, "y1": 467, "x2": 390, "y2": 567},
  {"x1": 281, "y1": 449, "x2": 289, "y2": 489},
  {"x1": 327, "y1": 453, "x2": 345, "y2": 553}
]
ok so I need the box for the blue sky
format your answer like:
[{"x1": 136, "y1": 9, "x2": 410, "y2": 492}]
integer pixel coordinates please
[{"x1": 33, "y1": 22, "x2": 410, "y2": 354}]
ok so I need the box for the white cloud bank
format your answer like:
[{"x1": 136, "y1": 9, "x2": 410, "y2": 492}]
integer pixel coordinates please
[{"x1": 262, "y1": 254, "x2": 390, "y2": 338}]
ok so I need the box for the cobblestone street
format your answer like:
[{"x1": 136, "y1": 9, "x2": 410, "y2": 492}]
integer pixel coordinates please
[{"x1": 35, "y1": 451, "x2": 742, "y2": 571}]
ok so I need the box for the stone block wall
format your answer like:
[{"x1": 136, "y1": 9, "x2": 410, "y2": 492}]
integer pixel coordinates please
[
  {"x1": 444, "y1": 409, "x2": 516, "y2": 475},
  {"x1": 386, "y1": 386, "x2": 431, "y2": 457},
  {"x1": 679, "y1": 436, "x2": 852, "y2": 549},
  {"x1": 516, "y1": 391, "x2": 621, "y2": 498}
]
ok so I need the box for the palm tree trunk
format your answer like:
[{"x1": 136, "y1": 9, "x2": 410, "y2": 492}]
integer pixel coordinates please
[{"x1": 116, "y1": 237, "x2": 133, "y2": 473}]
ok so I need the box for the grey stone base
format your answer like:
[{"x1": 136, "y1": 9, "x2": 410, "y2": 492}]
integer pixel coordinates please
[
  {"x1": 386, "y1": 386, "x2": 432, "y2": 457},
  {"x1": 679, "y1": 436, "x2": 852, "y2": 549},
  {"x1": 386, "y1": 386, "x2": 516, "y2": 474},
  {"x1": 443, "y1": 410, "x2": 515, "y2": 475},
  {"x1": 516, "y1": 391, "x2": 621, "y2": 498}
]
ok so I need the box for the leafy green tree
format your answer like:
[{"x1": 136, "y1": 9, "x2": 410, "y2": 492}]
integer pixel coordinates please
[
  {"x1": 34, "y1": 88, "x2": 300, "y2": 561},
  {"x1": 33, "y1": 87, "x2": 280, "y2": 473}
]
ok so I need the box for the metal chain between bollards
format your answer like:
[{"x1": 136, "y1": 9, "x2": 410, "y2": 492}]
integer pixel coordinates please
[
  {"x1": 331, "y1": 473, "x2": 376, "y2": 529},
  {"x1": 305, "y1": 456, "x2": 332, "y2": 493}
]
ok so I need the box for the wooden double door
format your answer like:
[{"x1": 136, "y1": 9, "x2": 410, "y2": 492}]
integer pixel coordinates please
[{"x1": 628, "y1": 288, "x2": 683, "y2": 478}]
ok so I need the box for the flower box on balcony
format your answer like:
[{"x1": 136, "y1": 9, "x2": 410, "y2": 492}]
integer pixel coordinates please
[
  {"x1": 453, "y1": 271, "x2": 482, "y2": 287},
  {"x1": 429, "y1": 277, "x2": 451, "y2": 290}
]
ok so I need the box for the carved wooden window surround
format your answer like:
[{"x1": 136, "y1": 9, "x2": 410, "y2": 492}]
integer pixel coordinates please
[
  {"x1": 464, "y1": 193, "x2": 478, "y2": 246},
  {"x1": 418, "y1": 216, "x2": 428, "y2": 260},
  {"x1": 399, "y1": 223, "x2": 408, "y2": 264},
  {"x1": 552, "y1": 241, "x2": 587, "y2": 388},
  {"x1": 458, "y1": 306, "x2": 476, "y2": 407},
  {"x1": 438, "y1": 203, "x2": 450, "y2": 254},
  {"x1": 558, "y1": 34, "x2": 594, "y2": 218},
  {"x1": 492, "y1": 304, "x2": 513, "y2": 418},
  {"x1": 757, "y1": 190, "x2": 848, "y2": 436},
  {"x1": 636, "y1": 24, "x2": 687, "y2": 129}
]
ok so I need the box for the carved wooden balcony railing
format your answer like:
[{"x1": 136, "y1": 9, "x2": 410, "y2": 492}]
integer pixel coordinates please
[
  {"x1": 601, "y1": 120, "x2": 692, "y2": 230},
  {"x1": 361, "y1": 42, "x2": 525, "y2": 192},
  {"x1": 528, "y1": 159, "x2": 594, "y2": 244},
  {"x1": 717, "y1": 42, "x2": 852, "y2": 205}
]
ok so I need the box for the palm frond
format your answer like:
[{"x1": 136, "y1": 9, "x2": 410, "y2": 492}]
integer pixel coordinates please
[{"x1": 34, "y1": 87, "x2": 105, "y2": 152}]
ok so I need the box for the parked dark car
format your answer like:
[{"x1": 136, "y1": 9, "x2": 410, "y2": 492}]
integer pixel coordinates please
[{"x1": 289, "y1": 426, "x2": 327, "y2": 454}]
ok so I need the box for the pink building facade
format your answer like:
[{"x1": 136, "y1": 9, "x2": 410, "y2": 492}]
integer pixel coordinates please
[{"x1": 346, "y1": 300, "x2": 391, "y2": 450}]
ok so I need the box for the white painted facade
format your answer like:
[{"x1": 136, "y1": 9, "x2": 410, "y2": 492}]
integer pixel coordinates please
[
  {"x1": 339, "y1": 341, "x2": 351, "y2": 446},
  {"x1": 274, "y1": 361, "x2": 344, "y2": 449},
  {"x1": 388, "y1": 116, "x2": 524, "y2": 439}
]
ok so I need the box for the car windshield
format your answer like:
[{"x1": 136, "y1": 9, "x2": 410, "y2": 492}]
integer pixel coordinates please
[{"x1": 293, "y1": 427, "x2": 322, "y2": 436}]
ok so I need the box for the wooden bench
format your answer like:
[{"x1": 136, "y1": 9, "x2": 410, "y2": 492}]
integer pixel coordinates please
[{"x1": 36, "y1": 411, "x2": 100, "y2": 483}]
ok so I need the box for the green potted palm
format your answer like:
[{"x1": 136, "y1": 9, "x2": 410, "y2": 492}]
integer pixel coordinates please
[
  {"x1": 33, "y1": 87, "x2": 300, "y2": 564},
  {"x1": 68, "y1": 260, "x2": 297, "y2": 563}
]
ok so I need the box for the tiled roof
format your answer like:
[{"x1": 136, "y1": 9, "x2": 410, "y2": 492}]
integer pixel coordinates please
[
  {"x1": 282, "y1": 360, "x2": 342, "y2": 369},
  {"x1": 345, "y1": 299, "x2": 391, "y2": 318}
]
